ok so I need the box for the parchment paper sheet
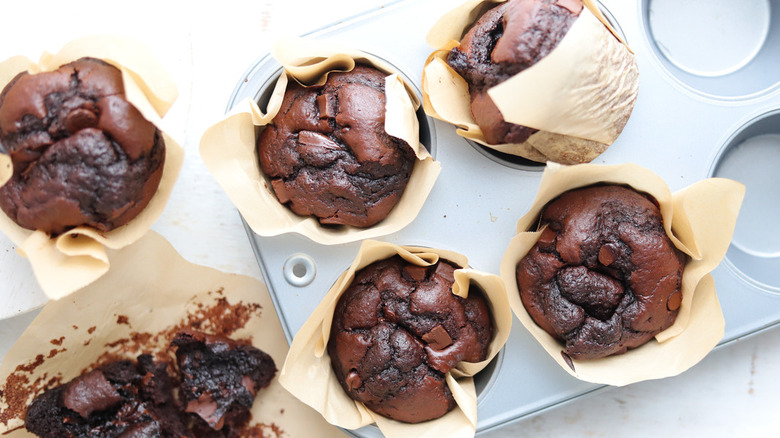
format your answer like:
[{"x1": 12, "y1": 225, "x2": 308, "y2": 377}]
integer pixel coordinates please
[
  {"x1": 279, "y1": 240, "x2": 512, "y2": 438},
  {"x1": 0, "y1": 36, "x2": 183, "y2": 300},
  {"x1": 200, "y1": 37, "x2": 441, "y2": 245},
  {"x1": 500, "y1": 163, "x2": 745, "y2": 385},
  {"x1": 0, "y1": 231, "x2": 346, "y2": 438},
  {"x1": 422, "y1": 0, "x2": 639, "y2": 164}
]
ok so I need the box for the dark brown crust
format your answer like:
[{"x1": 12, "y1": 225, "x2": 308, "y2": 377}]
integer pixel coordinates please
[
  {"x1": 516, "y1": 185, "x2": 687, "y2": 360},
  {"x1": 328, "y1": 256, "x2": 493, "y2": 423},
  {"x1": 446, "y1": 0, "x2": 581, "y2": 144},
  {"x1": 256, "y1": 65, "x2": 415, "y2": 228},
  {"x1": 0, "y1": 57, "x2": 164, "y2": 236}
]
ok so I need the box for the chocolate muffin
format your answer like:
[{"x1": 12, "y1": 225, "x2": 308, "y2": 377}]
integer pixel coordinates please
[
  {"x1": 516, "y1": 185, "x2": 687, "y2": 360},
  {"x1": 25, "y1": 355, "x2": 191, "y2": 438},
  {"x1": 447, "y1": 0, "x2": 583, "y2": 145},
  {"x1": 0, "y1": 57, "x2": 165, "y2": 236},
  {"x1": 172, "y1": 330, "x2": 276, "y2": 437},
  {"x1": 256, "y1": 64, "x2": 416, "y2": 228},
  {"x1": 328, "y1": 256, "x2": 493, "y2": 423}
]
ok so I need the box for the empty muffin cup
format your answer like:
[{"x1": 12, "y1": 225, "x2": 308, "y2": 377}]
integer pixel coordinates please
[
  {"x1": 711, "y1": 109, "x2": 780, "y2": 292},
  {"x1": 642, "y1": 0, "x2": 780, "y2": 99}
]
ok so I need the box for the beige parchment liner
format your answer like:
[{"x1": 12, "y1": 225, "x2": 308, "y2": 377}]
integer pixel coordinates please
[
  {"x1": 0, "y1": 36, "x2": 184, "y2": 300},
  {"x1": 422, "y1": 0, "x2": 639, "y2": 164},
  {"x1": 499, "y1": 163, "x2": 745, "y2": 386},
  {"x1": 0, "y1": 231, "x2": 346, "y2": 438},
  {"x1": 279, "y1": 239, "x2": 512, "y2": 438},
  {"x1": 200, "y1": 37, "x2": 441, "y2": 245}
]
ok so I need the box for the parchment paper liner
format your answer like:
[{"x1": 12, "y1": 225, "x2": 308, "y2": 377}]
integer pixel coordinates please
[
  {"x1": 500, "y1": 163, "x2": 745, "y2": 386},
  {"x1": 0, "y1": 231, "x2": 346, "y2": 438},
  {"x1": 422, "y1": 0, "x2": 639, "y2": 164},
  {"x1": 279, "y1": 240, "x2": 512, "y2": 438},
  {"x1": 200, "y1": 37, "x2": 441, "y2": 245},
  {"x1": 0, "y1": 36, "x2": 184, "y2": 300}
]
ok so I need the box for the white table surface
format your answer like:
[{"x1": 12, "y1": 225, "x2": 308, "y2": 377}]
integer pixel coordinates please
[{"x1": 1, "y1": 1, "x2": 779, "y2": 436}]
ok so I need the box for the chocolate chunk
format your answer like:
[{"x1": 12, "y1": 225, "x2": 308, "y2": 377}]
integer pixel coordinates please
[
  {"x1": 61, "y1": 369, "x2": 122, "y2": 418},
  {"x1": 403, "y1": 264, "x2": 428, "y2": 282},
  {"x1": 185, "y1": 393, "x2": 223, "y2": 430},
  {"x1": 598, "y1": 244, "x2": 618, "y2": 266},
  {"x1": 422, "y1": 325, "x2": 453, "y2": 351}
]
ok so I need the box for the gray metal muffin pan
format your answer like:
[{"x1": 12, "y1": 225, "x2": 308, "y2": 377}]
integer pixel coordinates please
[{"x1": 227, "y1": 0, "x2": 780, "y2": 435}]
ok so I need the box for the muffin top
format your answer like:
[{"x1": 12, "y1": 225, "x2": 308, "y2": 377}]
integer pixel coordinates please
[
  {"x1": 446, "y1": 0, "x2": 582, "y2": 145},
  {"x1": 0, "y1": 57, "x2": 165, "y2": 235},
  {"x1": 516, "y1": 185, "x2": 687, "y2": 360},
  {"x1": 256, "y1": 64, "x2": 416, "y2": 228},
  {"x1": 328, "y1": 256, "x2": 493, "y2": 423}
]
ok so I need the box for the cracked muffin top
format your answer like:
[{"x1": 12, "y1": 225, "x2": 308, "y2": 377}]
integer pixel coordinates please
[
  {"x1": 256, "y1": 64, "x2": 415, "y2": 228},
  {"x1": 516, "y1": 185, "x2": 687, "y2": 360},
  {"x1": 0, "y1": 57, "x2": 165, "y2": 236},
  {"x1": 327, "y1": 256, "x2": 493, "y2": 423}
]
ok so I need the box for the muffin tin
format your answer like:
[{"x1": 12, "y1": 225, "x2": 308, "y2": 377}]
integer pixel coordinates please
[{"x1": 228, "y1": 0, "x2": 780, "y2": 435}]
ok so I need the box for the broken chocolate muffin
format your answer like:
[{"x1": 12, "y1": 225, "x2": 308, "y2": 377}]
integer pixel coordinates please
[
  {"x1": 24, "y1": 355, "x2": 190, "y2": 438},
  {"x1": 0, "y1": 57, "x2": 165, "y2": 236},
  {"x1": 172, "y1": 331, "x2": 276, "y2": 437},
  {"x1": 256, "y1": 64, "x2": 416, "y2": 228},
  {"x1": 24, "y1": 331, "x2": 276, "y2": 437},
  {"x1": 327, "y1": 256, "x2": 493, "y2": 423},
  {"x1": 447, "y1": 0, "x2": 583, "y2": 145},
  {"x1": 516, "y1": 185, "x2": 687, "y2": 360}
]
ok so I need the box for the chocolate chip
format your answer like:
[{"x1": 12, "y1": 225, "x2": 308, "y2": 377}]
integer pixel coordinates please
[
  {"x1": 667, "y1": 291, "x2": 682, "y2": 311},
  {"x1": 537, "y1": 227, "x2": 557, "y2": 246},
  {"x1": 345, "y1": 370, "x2": 362, "y2": 391},
  {"x1": 271, "y1": 178, "x2": 291, "y2": 203},
  {"x1": 64, "y1": 108, "x2": 98, "y2": 133},
  {"x1": 185, "y1": 393, "x2": 223, "y2": 429}
]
